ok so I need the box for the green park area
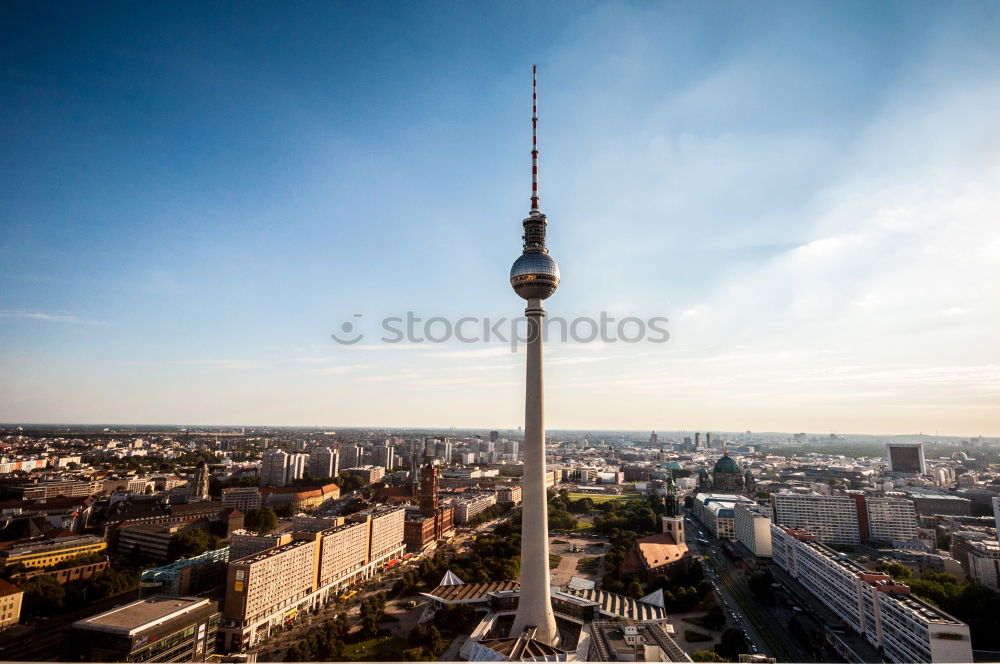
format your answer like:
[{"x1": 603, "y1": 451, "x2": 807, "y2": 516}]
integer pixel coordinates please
[{"x1": 565, "y1": 492, "x2": 639, "y2": 503}]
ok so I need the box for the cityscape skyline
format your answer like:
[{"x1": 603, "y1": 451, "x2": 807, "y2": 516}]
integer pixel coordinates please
[{"x1": 3, "y1": 2, "x2": 1000, "y2": 435}]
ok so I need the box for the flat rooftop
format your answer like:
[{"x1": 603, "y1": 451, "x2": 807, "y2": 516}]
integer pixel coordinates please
[{"x1": 73, "y1": 595, "x2": 211, "y2": 636}]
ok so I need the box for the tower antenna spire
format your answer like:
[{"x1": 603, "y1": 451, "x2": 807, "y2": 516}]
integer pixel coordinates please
[{"x1": 531, "y1": 64, "x2": 539, "y2": 213}]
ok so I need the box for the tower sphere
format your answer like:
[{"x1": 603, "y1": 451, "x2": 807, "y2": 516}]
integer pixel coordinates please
[{"x1": 510, "y1": 250, "x2": 560, "y2": 300}]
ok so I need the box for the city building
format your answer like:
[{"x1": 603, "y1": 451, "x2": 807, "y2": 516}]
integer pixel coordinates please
[
  {"x1": 229, "y1": 530, "x2": 292, "y2": 561},
  {"x1": 192, "y1": 461, "x2": 210, "y2": 500},
  {"x1": 340, "y1": 444, "x2": 363, "y2": 469},
  {"x1": 221, "y1": 486, "x2": 262, "y2": 513},
  {"x1": 0, "y1": 533, "x2": 107, "y2": 569},
  {"x1": 693, "y1": 493, "x2": 754, "y2": 540},
  {"x1": 308, "y1": 447, "x2": 338, "y2": 480},
  {"x1": 139, "y1": 547, "x2": 230, "y2": 597},
  {"x1": 587, "y1": 620, "x2": 691, "y2": 662},
  {"x1": 966, "y1": 539, "x2": 1000, "y2": 591},
  {"x1": 221, "y1": 506, "x2": 406, "y2": 651},
  {"x1": 771, "y1": 491, "x2": 860, "y2": 546},
  {"x1": 261, "y1": 483, "x2": 339, "y2": 513},
  {"x1": 259, "y1": 449, "x2": 290, "y2": 488},
  {"x1": 904, "y1": 490, "x2": 971, "y2": 517},
  {"x1": 373, "y1": 443, "x2": 396, "y2": 471},
  {"x1": 771, "y1": 525, "x2": 972, "y2": 663},
  {"x1": 0, "y1": 579, "x2": 23, "y2": 630},
  {"x1": 454, "y1": 493, "x2": 498, "y2": 524},
  {"x1": 497, "y1": 485, "x2": 522, "y2": 505},
  {"x1": 404, "y1": 465, "x2": 455, "y2": 552},
  {"x1": 345, "y1": 465, "x2": 384, "y2": 484},
  {"x1": 628, "y1": 509, "x2": 691, "y2": 580},
  {"x1": 9, "y1": 480, "x2": 101, "y2": 500},
  {"x1": 68, "y1": 595, "x2": 220, "y2": 662},
  {"x1": 116, "y1": 523, "x2": 205, "y2": 562},
  {"x1": 734, "y1": 502, "x2": 773, "y2": 557},
  {"x1": 222, "y1": 538, "x2": 320, "y2": 651},
  {"x1": 886, "y1": 442, "x2": 927, "y2": 476},
  {"x1": 863, "y1": 496, "x2": 918, "y2": 543}
]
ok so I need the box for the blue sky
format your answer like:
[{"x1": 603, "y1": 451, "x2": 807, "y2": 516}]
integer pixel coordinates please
[{"x1": 2, "y1": 2, "x2": 999, "y2": 434}]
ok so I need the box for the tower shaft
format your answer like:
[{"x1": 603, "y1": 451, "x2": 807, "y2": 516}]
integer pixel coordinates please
[{"x1": 510, "y1": 299, "x2": 559, "y2": 644}]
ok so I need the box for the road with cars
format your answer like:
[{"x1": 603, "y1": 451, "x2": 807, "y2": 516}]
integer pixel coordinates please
[{"x1": 684, "y1": 515, "x2": 813, "y2": 663}]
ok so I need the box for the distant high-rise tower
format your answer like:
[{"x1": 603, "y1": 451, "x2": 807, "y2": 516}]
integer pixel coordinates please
[
  {"x1": 193, "y1": 461, "x2": 210, "y2": 499},
  {"x1": 649, "y1": 431, "x2": 658, "y2": 447},
  {"x1": 695, "y1": 432, "x2": 701, "y2": 449},
  {"x1": 308, "y1": 447, "x2": 338, "y2": 480},
  {"x1": 508, "y1": 65, "x2": 560, "y2": 646},
  {"x1": 260, "y1": 449, "x2": 289, "y2": 487},
  {"x1": 374, "y1": 443, "x2": 395, "y2": 471},
  {"x1": 489, "y1": 430, "x2": 500, "y2": 443}
]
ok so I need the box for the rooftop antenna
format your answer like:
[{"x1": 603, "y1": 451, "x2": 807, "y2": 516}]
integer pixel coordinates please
[{"x1": 531, "y1": 64, "x2": 539, "y2": 213}]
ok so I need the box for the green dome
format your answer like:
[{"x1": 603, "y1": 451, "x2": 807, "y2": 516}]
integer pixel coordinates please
[
  {"x1": 713, "y1": 453, "x2": 741, "y2": 475},
  {"x1": 667, "y1": 461, "x2": 683, "y2": 470}
]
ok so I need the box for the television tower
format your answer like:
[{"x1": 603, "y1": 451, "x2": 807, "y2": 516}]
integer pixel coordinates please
[{"x1": 509, "y1": 64, "x2": 560, "y2": 645}]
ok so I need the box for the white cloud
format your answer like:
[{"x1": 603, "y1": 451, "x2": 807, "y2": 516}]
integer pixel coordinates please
[{"x1": 0, "y1": 310, "x2": 106, "y2": 325}]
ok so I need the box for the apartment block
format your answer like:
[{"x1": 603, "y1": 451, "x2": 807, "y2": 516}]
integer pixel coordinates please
[
  {"x1": 318, "y1": 521, "x2": 369, "y2": 588},
  {"x1": 229, "y1": 530, "x2": 292, "y2": 561},
  {"x1": 307, "y1": 447, "x2": 339, "y2": 480},
  {"x1": 221, "y1": 487, "x2": 262, "y2": 513},
  {"x1": 771, "y1": 525, "x2": 972, "y2": 663},
  {"x1": 865, "y1": 497, "x2": 918, "y2": 543},
  {"x1": 771, "y1": 491, "x2": 860, "y2": 546},
  {"x1": 454, "y1": 493, "x2": 498, "y2": 524},
  {"x1": 220, "y1": 506, "x2": 406, "y2": 652},
  {"x1": 967, "y1": 539, "x2": 1000, "y2": 591},
  {"x1": 734, "y1": 503, "x2": 773, "y2": 557},
  {"x1": 222, "y1": 538, "x2": 320, "y2": 651},
  {"x1": 497, "y1": 485, "x2": 522, "y2": 505},
  {"x1": 351, "y1": 506, "x2": 406, "y2": 566}
]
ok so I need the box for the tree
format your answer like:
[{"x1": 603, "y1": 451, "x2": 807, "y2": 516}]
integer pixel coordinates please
[
  {"x1": 881, "y1": 562, "x2": 912, "y2": 580},
  {"x1": 22, "y1": 574, "x2": 65, "y2": 616},
  {"x1": 243, "y1": 508, "x2": 278, "y2": 535},
  {"x1": 334, "y1": 473, "x2": 366, "y2": 492},
  {"x1": 716, "y1": 628, "x2": 748, "y2": 660},
  {"x1": 169, "y1": 527, "x2": 210, "y2": 559},
  {"x1": 626, "y1": 580, "x2": 644, "y2": 599},
  {"x1": 691, "y1": 651, "x2": 725, "y2": 662}
]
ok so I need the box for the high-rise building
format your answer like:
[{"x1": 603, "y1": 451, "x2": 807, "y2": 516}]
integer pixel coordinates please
[
  {"x1": 993, "y1": 496, "x2": 1000, "y2": 543},
  {"x1": 864, "y1": 496, "x2": 918, "y2": 543},
  {"x1": 308, "y1": 447, "x2": 338, "y2": 480},
  {"x1": 886, "y1": 442, "x2": 927, "y2": 475},
  {"x1": 435, "y1": 440, "x2": 453, "y2": 463},
  {"x1": 770, "y1": 491, "x2": 860, "y2": 546},
  {"x1": 259, "y1": 449, "x2": 289, "y2": 487},
  {"x1": 341, "y1": 444, "x2": 363, "y2": 469},
  {"x1": 489, "y1": 430, "x2": 500, "y2": 443},
  {"x1": 374, "y1": 443, "x2": 396, "y2": 471},
  {"x1": 507, "y1": 65, "x2": 560, "y2": 645},
  {"x1": 967, "y1": 539, "x2": 1000, "y2": 591},
  {"x1": 288, "y1": 453, "x2": 308, "y2": 483},
  {"x1": 734, "y1": 502, "x2": 773, "y2": 557},
  {"x1": 771, "y1": 526, "x2": 972, "y2": 663}
]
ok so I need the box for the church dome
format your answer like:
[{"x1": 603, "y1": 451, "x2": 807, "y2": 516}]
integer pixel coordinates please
[{"x1": 713, "y1": 453, "x2": 741, "y2": 475}]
